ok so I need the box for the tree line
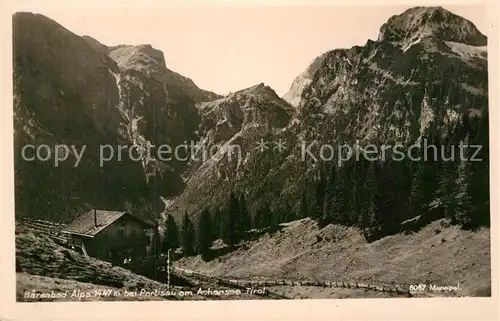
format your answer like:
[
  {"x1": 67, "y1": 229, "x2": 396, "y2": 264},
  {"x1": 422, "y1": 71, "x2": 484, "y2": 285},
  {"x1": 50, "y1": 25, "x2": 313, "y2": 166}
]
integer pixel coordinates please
[
  {"x1": 308, "y1": 109, "x2": 489, "y2": 241},
  {"x1": 159, "y1": 189, "x2": 309, "y2": 260},
  {"x1": 159, "y1": 109, "x2": 489, "y2": 258}
]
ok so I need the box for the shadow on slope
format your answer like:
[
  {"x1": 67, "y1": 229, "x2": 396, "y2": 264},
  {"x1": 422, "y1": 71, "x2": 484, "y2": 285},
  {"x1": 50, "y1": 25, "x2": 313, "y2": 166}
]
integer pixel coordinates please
[{"x1": 175, "y1": 218, "x2": 491, "y2": 297}]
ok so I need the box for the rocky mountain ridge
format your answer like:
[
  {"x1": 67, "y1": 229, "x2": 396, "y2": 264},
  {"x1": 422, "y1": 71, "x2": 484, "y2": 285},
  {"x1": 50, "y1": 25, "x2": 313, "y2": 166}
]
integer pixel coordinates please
[
  {"x1": 167, "y1": 83, "x2": 294, "y2": 218},
  {"x1": 165, "y1": 6, "x2": 488, "y2": 223}
]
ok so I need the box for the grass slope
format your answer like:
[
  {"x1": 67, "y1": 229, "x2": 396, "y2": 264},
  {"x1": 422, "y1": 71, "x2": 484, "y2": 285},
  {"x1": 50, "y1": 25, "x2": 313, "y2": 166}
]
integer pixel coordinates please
[
  {"x1": 15, "y1": 225, "x2": 204, "y2": 301},
  {"x1": 15, "y1": 224, "x2": 273, "y2": 301},
  {"x1": 175, "y1": 218, "x2": 491, "y2": 297}
]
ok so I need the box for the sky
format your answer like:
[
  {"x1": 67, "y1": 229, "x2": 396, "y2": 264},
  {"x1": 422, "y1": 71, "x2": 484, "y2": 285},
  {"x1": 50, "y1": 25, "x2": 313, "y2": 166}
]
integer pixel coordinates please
[{"x1": 20, "y1": 4, "x2": 488, "y2": 96}]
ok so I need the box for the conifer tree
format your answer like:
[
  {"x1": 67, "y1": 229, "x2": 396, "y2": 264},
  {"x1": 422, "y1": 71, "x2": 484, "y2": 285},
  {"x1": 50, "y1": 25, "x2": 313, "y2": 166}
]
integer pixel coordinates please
[
  {"x1": 402, "y1": 131, "x2": 443, "y2": 234},
  {"x1": 437, "y1": 143, "x2": 459, "y2": 223},
  {"x1": 212, "y1": 207, "x2": 223, "y2": 240},
  {"x1": 343, "y1": 159, "x2": 358, "y2": 226},
  {"x1": 163, "y1": 214, "x2": 180, "y2": 252},
  {"x1": 221, "y1": 192, "x2": 239, "y2": 247},
  {"x1": 181, "y1": 211, "x2": 195, "y2": 257},
  {"x1": 331, "y1": 165, "x2": 350, "y2": 225},
  {"x1": 360, "y1": 161, "x2": 381, "y2": 241},
  {"x1": 365, "y1": 200, "x2": 382, "y2": 241},
  {"x1": 376, "y1": 160, "x2": 400, "y2": 234},
  {"x1": 357, "y1": 160, "x2": 372, "y2": 230},
  {"x1": 239, "y1": 193, "x2": 252, "y2": 233},
  {"x1": 196, "y1": 207, "x2": 213, "y2": 259},
  {"x1": 321, "y1": 164, "x2": 336, "y2": 227},
  {"x1": 409, "y1": 161, "x2": 426, "y2": 219},
  {"x1": 253, "y1": 207, "x2": 264, "y2": 229},
  {"x1": 350, "y1": 158, "x2": 365, "y2": 226},
  {"x1": 282, "y1": 201, "x2": 296, "y2": 223},
  {"x1": 453, "y1": 134, "x2": 477, "y2": 229},
  {"x1": 408, "y1": 139, "x2": 439, "y2": 224},
  {"x1": 268, "y1": 203, "x2": 280, "y2": 229},
  {"x1": 455, "y1": 158, "x2": 472, "y2": 229},
  {"x1": 299, "y1": 191, "x2": 309, "y2": 219},
  {"x1": 262, "y1": 202, "x2": 273, "y2": 228},
  {"x1": 394, "y1": 157, "x2": 414, "y2": 222},
  {"x1": 313, "y1": 171, "x2": 326, "y2": 221},
  {"x1": 153, "y1": 219, "x2": 162, "y2": 259},
  {"x1": 466, "y1": 107, "x2": 490, "y2": 228}
]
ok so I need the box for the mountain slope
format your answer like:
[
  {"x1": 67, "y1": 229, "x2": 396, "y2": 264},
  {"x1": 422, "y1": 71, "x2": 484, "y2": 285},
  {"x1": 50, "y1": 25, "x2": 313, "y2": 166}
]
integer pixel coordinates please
[
  {"x1": 283, "y1": 52, "x2": 328, "y2": 108},
  {"x1": 167, "y1": 6, "x2": 488, "y2": 227},
  {"x1": 14, "y1": 7, "x2": 489, "y2": 243},
  {"x1": 166, "y1": 83, "x2": 294, "y2": 220},
  {"x1": 175, "y1": 218, "x2": 491, "y2": 297},
  {"x1": 13, "y1": 12, "x2": 219, "y2": 223},
  {"x1": 109, "y1": 44, "x2": 220, "y2": 102}
]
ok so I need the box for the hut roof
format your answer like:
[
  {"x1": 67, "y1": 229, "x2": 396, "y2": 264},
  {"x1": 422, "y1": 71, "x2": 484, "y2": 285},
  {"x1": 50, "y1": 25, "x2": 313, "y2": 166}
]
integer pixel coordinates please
[{"x1": 62, "y1": 210, "x2": 152, "y2": 237}]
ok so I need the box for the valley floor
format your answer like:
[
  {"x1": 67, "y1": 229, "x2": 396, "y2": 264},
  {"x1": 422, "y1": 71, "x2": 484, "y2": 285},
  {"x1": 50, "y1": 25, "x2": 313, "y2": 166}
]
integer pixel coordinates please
[
  {"x1": 15, "y1": 218, "x2": 491, "y2": 301},
  {"x1": 175, "y1": 218, "x2": 491, "y2": 298}
]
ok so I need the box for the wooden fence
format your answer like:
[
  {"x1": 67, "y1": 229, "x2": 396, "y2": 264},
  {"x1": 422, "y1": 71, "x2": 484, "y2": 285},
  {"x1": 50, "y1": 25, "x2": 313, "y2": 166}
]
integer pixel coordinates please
[
  {"x1": 172, "y1": 267, "x2": 412, "y2": 298},
  {"x1": 16, "y1": 217, "x2": 68, "y2": 244}
]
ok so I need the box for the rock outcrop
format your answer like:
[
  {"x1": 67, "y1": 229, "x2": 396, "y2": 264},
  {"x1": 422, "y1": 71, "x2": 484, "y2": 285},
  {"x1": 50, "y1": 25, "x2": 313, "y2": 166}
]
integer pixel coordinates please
[{"x1": 283, "y1": 52, "x2": 328, "y2": 108}]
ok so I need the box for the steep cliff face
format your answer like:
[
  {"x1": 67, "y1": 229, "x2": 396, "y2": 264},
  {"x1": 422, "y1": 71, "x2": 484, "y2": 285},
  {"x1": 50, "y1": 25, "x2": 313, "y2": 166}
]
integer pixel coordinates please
[
  {"x1": 13, "y1": 12, "x2": 218, "y2": 222},
  {"x1": 297, "y1": 6, "x2": 487, "y2": 146},
  {"x1": 107, "y1": 43, "x2": 212, "y2": 189},
  {"x1": 282, "y1": 52, "x2": 328, "y2": 108},
  {"x1": 109, "y1": 44, "x2": 219, "y2": 103},
  {"x1": 166, "y1": 83, "x2": 294, "y2": 219},
  {"x1": 284, "y1": 7, "x2": 486, "y2": 119}
]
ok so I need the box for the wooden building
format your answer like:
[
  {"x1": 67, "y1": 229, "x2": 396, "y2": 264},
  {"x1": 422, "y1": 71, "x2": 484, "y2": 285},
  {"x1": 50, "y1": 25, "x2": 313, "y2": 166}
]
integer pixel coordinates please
[{"x1": 61, "y1": 209, "x2": 154, "y2": 264}]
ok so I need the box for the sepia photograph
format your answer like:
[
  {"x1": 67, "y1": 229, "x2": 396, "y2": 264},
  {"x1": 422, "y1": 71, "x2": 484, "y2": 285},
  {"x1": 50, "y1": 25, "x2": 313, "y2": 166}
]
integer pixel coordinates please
[{"x1": 1, "y1": 0, "x2": 498, "y2": 318}]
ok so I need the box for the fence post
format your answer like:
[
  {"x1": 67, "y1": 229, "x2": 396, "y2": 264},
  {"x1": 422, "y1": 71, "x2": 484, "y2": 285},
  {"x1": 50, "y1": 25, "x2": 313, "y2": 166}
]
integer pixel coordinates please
[{"x1": 166, "y1": 249, "x2": 171, "y2": 289}]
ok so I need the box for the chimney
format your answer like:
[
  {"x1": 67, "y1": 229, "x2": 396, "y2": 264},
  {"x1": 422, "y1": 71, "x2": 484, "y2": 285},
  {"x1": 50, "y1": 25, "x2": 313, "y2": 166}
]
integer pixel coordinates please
[{"x1": 94, "y1": 209, "x2": 97, "y2": 227}]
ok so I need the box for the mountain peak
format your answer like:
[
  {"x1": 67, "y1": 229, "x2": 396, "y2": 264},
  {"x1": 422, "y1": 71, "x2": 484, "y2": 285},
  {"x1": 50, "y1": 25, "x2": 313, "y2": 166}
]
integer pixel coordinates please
[
  {"x1": 108, "y1": 44, "x2": 167, "y2": 71},
  {"x1": 233, "y1": 82, "x2": 279, "y2": 98},
  {"x1": 246, "y1": 82, "x2": 269, "y2": 92},
  {"x1": 378, "y1": 6, "x2": 486, "y2": 47},
  {"x1": 82, "y1": 35, "x2": 109, "y2": 54}
]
